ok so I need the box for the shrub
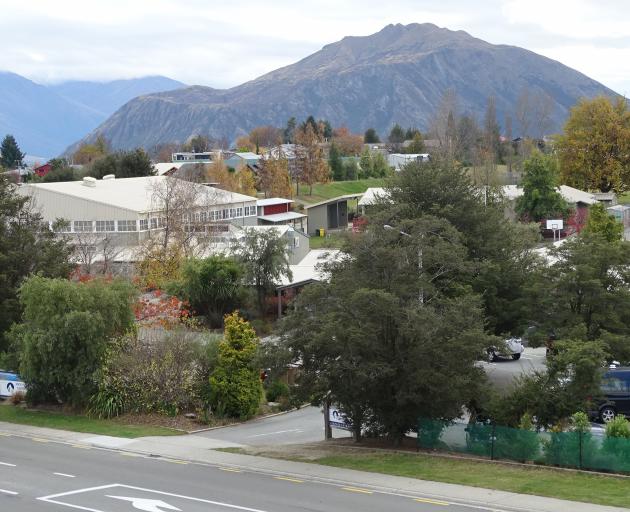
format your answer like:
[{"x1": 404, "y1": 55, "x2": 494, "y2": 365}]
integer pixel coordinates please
[
  {"x1": 605, "y1": 415, "x2": 630, "y2": 439},
  {"x1": 265, "y1": 380, "x2": 289, "y2": 403},
  {"x1": 10, "y1": 391, "x2": 25, "y2": 405},
  {"x1": 209, "y1": 312, "x2": 263, "y2": 419}
]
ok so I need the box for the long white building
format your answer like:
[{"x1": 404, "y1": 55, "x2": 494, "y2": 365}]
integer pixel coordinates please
[{"x1": 18, "y1": 175, "x2": 259, "y2": 249}]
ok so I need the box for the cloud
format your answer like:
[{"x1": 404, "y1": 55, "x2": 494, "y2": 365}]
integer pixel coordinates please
[{"x1": 0, "y1": 0, "x2": 628, "y2": 94}]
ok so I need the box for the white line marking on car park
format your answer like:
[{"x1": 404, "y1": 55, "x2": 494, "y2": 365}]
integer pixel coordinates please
[
  {"x1": 0, "y1": 488, "x2": 18, "y2": 495},
  {"x1": 0, "y1": 461, "x2": 16, "y2": 467},
  {"x1": 54, "y1": 472, "x2": 76, "y2": 478}
]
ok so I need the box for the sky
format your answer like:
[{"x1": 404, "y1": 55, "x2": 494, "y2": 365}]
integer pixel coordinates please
[{"x1": 1, "y1": 0, "x2": 629, "y2": 94}]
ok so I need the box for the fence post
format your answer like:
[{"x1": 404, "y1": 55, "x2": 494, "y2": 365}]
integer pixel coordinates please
[
  {"x1": 491, "y1": 423, "x2": 496, "y2": 461},
  {"x1": 578, "y1": 431, "x2": 583, "y2": 470}
]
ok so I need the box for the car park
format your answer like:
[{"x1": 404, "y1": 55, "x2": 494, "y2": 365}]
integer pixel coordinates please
[
  {"x1": 590, "y1": 367, "x2": 630, "y2": 423},
  {"x1": 486, "y1": 338, "x2": 525, "y2": 362}
]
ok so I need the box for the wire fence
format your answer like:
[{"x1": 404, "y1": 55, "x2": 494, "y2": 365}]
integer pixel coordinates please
[{"x1": 417, "y1": 417, "x2": 630, "y2": 474}]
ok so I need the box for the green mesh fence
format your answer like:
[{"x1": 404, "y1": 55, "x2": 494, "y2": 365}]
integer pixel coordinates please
[{"x1": 417, "y1": 417, "x2": 630, "y2": 474}]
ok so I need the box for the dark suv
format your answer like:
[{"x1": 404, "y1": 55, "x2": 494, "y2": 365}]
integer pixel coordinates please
[{"x1": 591, "y1": 367, "x2": 630, "y2": 423}]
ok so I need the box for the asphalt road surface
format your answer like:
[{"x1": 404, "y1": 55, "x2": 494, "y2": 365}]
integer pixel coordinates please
[
  {"x1": 196, "y1": 406, "x2": 351, "y2": 446},
  {"x1": 197, "y1": 348, "x2": 548, "y2": 447},
  {"x1": 0, "y1": 435, "x2": 497, "y2": 512}
]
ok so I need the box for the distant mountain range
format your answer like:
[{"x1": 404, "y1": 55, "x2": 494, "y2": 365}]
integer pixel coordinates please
[
  {"x1": 0, "y1": 73, "x2": 184, "y2": 156},
  {"x1": 71, "y1": 23, "x2": 617, "y2": 153}
]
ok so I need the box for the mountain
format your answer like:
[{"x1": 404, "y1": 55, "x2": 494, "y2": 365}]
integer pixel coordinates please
[
  {"x1": 50, "y1": 76, "x2": 185, "y2": 118},
  {"x1": 72, "y1": 23, "x2": 617, "y2": 152},
  {"x1": 0, "y1": 74, "x2": 184, "y2": 157}
]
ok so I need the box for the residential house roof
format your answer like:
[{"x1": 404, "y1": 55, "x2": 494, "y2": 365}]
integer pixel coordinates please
[
  {"x1": 503, "y1": 185, "x2": 597, "y2": 205},
  {"x1": 257, "y1": 197, "x2": 293, "y2": 206},
  {"x1": 358, "y1": 187, "x2": 390, "y2": 206},
  {"x1": 276, "y1": 249, "x2": 341, "y2": 290},
  {"x1": 258, "y1": 212, "x2": 306, "y2": 223}
]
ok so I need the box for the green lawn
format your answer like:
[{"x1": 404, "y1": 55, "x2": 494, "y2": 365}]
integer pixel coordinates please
[
  {"x1": 227, "y1": 447, "x2": 630, "y2": 509},
  {"x1": 618, "y1": 192, "x2": 630, "y2": 204},
  {"x1": 313, "y1": 452, "x2": 630, "y2": 508},
  {"x1": 0, "y1": 405, "x2": 183, "y2": 438},
  {"x1": 308, "y1": 233, "x2": 346, "y2": 249},
  {"x1": 296, "y1": 179, "x2": 387, "y2": 205}
]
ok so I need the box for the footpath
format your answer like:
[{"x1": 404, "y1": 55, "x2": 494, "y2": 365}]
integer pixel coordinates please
[{"x1": 0, "y1": 420, "x2": 626, "y2": 512}]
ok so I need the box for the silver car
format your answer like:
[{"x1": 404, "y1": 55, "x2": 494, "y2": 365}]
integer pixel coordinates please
[{"x1": 487, "y1": 338, "x2": 525, "y2": 362}]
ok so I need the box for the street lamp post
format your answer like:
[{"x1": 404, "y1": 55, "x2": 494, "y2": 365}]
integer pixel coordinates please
[{"x1": 384, "y1": 224, "x2": 423, "y2": 304}]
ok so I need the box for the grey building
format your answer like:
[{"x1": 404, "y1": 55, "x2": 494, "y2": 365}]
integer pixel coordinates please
[
  {"x1": 18, "y1": 175, "x2": 259, "y2": 251},
  {"x1": 303, "y1": 194, "x2": 362, "y2": 236}
]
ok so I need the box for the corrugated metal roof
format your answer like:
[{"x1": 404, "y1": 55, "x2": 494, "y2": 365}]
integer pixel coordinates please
[
  {"x1": 258, "y1": 212, "x2": 306, "y2": 223},
  {"x1": 21, "y1": 176, "x2": 257, "y2": 213},
  {"x1": 257, "y1": 197, "x2": 293, "y2": 206},
  {"x1": 302, "y1": 194, "x2": 363, "y2": 210}
]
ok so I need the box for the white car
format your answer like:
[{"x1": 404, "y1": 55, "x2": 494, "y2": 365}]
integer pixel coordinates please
[{"x1": 487, "y1": 338, "x2": 525, "y2": 362}]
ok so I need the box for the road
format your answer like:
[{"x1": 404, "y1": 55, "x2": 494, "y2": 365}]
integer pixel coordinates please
[
  {"x1": 196, "y1": 406, "x2": 350, "y2": 446},
  {"x1": 196, "y1": 348, "x2": 548, "y2": 447},
  {"x1": 0, "y1": 435, "x2": 494, "y2": 512}
]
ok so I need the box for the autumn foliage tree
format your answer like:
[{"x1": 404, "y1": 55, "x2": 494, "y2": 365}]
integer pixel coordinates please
[
  {"x1": 295, "y1": 123, "x2": 329, "y2": 195},
  {"x1": 332, "y1": 126, "x2": 364, "y2": 156},
  {"x1": 557, "y1": 97, "x2": 630, "y2": 193},
  {"x1": 258, "y1": 156, "x2": 292, "y2": 198}
]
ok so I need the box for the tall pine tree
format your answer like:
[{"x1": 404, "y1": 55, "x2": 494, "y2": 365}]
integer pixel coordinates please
[{"x1": 0, "y1": 135, "x2": 25, "y2": 169}]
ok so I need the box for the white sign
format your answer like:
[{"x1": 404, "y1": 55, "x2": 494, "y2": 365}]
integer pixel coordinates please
[
  {"x1": 329, "y1": 406, "x2": 352, "y2": 431},
  {"x1": 546, "y1": 219, "x2": 564, "y2": 230},
  {"x1": 0, "y1": 372, "x2": 26, "y2": 398}
]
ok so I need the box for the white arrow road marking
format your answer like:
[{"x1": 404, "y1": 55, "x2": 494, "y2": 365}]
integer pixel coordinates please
[{"x1": 106, "y1": 496, "x2": 181, "y2": 511}]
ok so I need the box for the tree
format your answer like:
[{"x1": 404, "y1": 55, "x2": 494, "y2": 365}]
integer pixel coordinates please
[
  {"x1": 249, "y1": 126, "x2": 282, "y2": 154},
  {"x1": 328, "y1": 143, "x2": 344, "y2": 181},
  {"x1": 283, "y1": 117, "x2": 297, "y2": 144},
  {"x1": 183, "y1": 134, "x2": 213, "y2": 153},
  {"x1": 358, "y1": 148, "x2": 389, "y2": 179},
  {"x1": 282, "y1": 218, "x2": 490, "y2": 442},
  {"x1": 557, "y1": 97, "x2": 630, "y2": 193},
  {"x1": 389, "y1": 158, "x2": 540, "y2": 335},
  {"x1": 41, "y1": 159, "x2": 76, "y2": 182},
  {"x1": 176, "y1": 256, "x2": 244, "y2": 327},
  {"x1": 234, "y1": 228, "x2": 292, "y2": 317},
  {"x1": 332, "y1": 127, "x2": 363, "y2": 156},
  {"x1": 515, "y1": 153, "x2": 569, "y2": 222},
  {"x1": 405, "y1": 132, "x2": 425, "y2": 154},
  {"x1": 583, "y1": 203, "x2": 624, "y2": 243},
  {"x1": 235, "y1": 135, "x2": 254, "y2": 153},
  {"x1": 388, "y1": 123, "x2": 405, "y2": 145},
  {"x1": 526, "y1": 232, "x2": 630, "y2": 344},
  {"x1": 483, "y1": 96, "x2": 501, "y2": 165},
  {"x1": 258, "y1": 155, "x2": 292, "y2": 198},
  {"x1": 209, "y1": 312, "x2": 263, "y2": 418},
  {"x1": 295, "y1": 123, "x2": 329, "y2": 195},
  {"x1": 88, "y1": 149, "x2": 154, "y2": 179},
  {"x1": 12, "y1": 276, "x2": 135, "y2": 406},
  {"x1": 72, "y1": 135, "x2": 109, "y2": 165},
  {"x1": 364, "y1": 128, "x2": 380, "y2": 144},
  {"x1": 0, "y1": 135, "x2": 25, "y2": 169},
  {"x1": 0, "y1": 175, "x2": 73, "y2": 353},
  {"x1": 344, "y1": 159, "x2": 359, "y2": 180}
]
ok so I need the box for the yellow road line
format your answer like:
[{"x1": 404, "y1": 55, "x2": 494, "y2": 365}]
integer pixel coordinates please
[
  {"x1": 219, "y1": 467, "x2": 242, "y2": 473},
  {"x1": 341, "y1": 486, "x2": 373, "y2": 494},
  {"x1": 274, "y1": 476, "x2": 304, "y2": 483},
  {"x1": 31, "y1": 438, "x2": 49, "y2": 443},
  {"x1": 414, "y1": 497, "x2": 450, "y2": 506},
  {"x1": 163, "y1": 459, "x2": 188, "y2": 464},
  {"x1": 120, "y1": 452, "x2": 142, "y2": 457},
  {"x1": 71, "y1": 444, "x2": 91, "y2": 449}
]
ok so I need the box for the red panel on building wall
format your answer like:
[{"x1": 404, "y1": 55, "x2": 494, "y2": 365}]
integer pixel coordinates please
[{"x1": 264, "y1": 203, "x2": 290, "y2": 215}]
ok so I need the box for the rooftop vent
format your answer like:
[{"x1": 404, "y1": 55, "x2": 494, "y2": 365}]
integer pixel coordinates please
[
  {"x1": 82, "y1": 177, "x2": 97, "y2": 187},
  {"x1": 102, "y1": 174, "x2": 115, "y2": 180}
]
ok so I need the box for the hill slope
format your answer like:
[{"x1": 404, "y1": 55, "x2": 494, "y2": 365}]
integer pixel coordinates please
[
  {"x1": 0, "y1": 74, "x2": 184, "y2": 157},
  {"x1": 75, "y1": 23, "x2": 617, "y2": 151}
]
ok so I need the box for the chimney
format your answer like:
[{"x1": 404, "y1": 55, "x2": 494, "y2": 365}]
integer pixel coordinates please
[{"x1": 82, "y1": 177, "x2": 97, "y2": 187}]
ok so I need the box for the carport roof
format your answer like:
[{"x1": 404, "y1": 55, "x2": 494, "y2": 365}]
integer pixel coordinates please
[{"x1": 302, "y1": 193, "x2": 363, "y2": 210}]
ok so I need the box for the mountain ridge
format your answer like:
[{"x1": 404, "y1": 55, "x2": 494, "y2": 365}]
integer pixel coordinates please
[{"x1": 72, "y1": 23, "x2": 616, "y2": 152}]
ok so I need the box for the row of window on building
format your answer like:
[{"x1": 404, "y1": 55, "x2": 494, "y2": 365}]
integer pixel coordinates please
[{"x1": 50, "y1": 206, "x2": 257, "y2": 233}]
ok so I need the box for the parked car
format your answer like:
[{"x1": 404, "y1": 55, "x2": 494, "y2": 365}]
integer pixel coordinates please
[
  {"x1": 590, "y1": 367, "x2": 630, "y2": 423},
  {"x1": 486, "y1": 338, "x2": 525, "y2": 362}
]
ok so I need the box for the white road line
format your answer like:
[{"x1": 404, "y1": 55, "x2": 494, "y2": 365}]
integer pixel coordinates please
[
  {"x1": 54, "y1": 472, "x2": 76, "y2": 478},
  {"x1": 246, "y1": 429, "x2": 303, "y2": 438},
  {"x1": 0, "y1": 462, "x2": 16, "y2": 467},
  {"x1": 0, "y1": 489, "x2": 18, "y2": 495}
]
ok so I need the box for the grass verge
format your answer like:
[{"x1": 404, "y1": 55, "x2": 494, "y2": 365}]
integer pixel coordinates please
[
  {"x1": 0, "y1": 405, "x2": 182, "y2": 438},
  {"x1": 227, "y1": 447, "x2": 630, "y2": 508}
]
